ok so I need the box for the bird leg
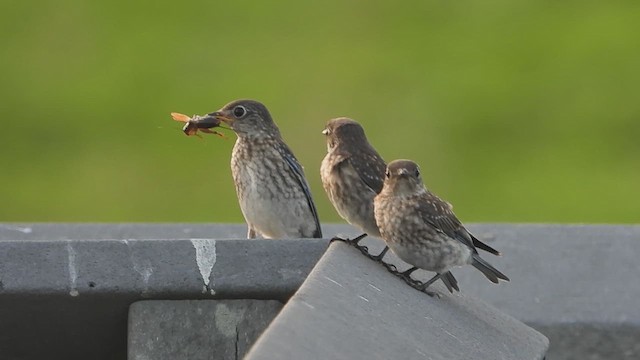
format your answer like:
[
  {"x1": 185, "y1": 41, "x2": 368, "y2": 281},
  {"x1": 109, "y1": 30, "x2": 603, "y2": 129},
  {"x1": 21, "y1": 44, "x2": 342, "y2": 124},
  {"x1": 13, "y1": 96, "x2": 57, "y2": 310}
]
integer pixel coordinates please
[
  {"x1": 418, "y1": 273, "x2": 443, "y2": 297},
  {"x1": 329, "y1": 232, "x2": 366, "y2": 245},
  {"x1": 395, "y1": 267, "x2": 426, "y2": 288},
  {"x1": 370, "y1": 246, "x2": 389, "y2": 262},
  {"x1": 349, "y1": 233, "x2": 368, "y2": 245},
  {"x1": 330, "y1": 233, "x2": 372, "y2": 258}
]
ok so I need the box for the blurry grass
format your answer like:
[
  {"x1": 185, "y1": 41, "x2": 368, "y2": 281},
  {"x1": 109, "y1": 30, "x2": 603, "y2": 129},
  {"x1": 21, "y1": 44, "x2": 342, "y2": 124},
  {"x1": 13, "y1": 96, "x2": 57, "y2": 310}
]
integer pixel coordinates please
[{"x1": 0, "y1": 0, "x2": 638, "y2": 223}]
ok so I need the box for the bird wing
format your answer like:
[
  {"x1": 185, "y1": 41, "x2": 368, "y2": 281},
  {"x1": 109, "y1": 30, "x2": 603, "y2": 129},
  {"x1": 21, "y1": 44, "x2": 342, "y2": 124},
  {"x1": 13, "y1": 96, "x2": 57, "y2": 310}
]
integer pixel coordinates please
[
  {"x1": 277, "y1": 143, "x2": 322, "y2": 238},
  {"x1": 417, "y1": 192, "x2": 477, "y2": 252},
  {"x1": 340, "y1": 144, "x2": 387, "y2": 194},
  {"x1": 347, "y1": 150, "x2": 387, "y2": 194}
]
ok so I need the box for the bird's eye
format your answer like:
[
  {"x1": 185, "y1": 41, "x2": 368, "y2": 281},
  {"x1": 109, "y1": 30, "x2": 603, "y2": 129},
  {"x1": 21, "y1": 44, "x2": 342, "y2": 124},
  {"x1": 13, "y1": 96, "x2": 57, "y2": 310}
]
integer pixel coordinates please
[
  {"x1": 415, "y1": 168, "x2": 420, "y2": 177},
  {"x1": 385, "y1": 170, "x2": 390, "y2": 178},
  {"x1": 233, "y1": 105, "x2": 247, "y2": 118}
]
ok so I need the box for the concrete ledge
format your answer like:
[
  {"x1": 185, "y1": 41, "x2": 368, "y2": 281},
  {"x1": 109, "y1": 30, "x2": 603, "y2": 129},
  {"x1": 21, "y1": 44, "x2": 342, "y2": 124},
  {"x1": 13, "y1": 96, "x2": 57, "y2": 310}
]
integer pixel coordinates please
[
  {"x1": 245, "y1": 241, "x2": 549, "y2": 360},
  {"x1": 1, "y1": 223, "x2": 639, "y2": 359},
  {"x1": 128, "y1": 300, "x2": 282, "y2": 360},
  {"x1": 349, "y1": 223, "x2": 640, "y2": 360},
  {"x1": 0, "y1": 225, "x2": 328, "y2": 360}
]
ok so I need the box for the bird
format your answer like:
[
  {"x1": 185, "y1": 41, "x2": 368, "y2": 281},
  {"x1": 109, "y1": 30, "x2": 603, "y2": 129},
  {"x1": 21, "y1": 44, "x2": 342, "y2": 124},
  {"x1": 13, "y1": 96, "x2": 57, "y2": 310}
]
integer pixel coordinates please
[
  {"x1": 320, "y1": 118, "x2": 386, "y2": 243},
  {"x1": 374, "y1": 159, "x2": 509, "y2": 295},
  {"x1": 321, "y1": 119, "x2": 500, "y2": 293},
  {"x1": 199, "y1": 99, "x2": 322, "y2": 239}
]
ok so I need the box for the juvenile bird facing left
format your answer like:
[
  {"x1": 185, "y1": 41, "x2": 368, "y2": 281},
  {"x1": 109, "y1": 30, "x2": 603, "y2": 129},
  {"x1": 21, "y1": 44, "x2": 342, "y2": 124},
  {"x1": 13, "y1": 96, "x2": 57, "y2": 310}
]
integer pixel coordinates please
[
  {"x1": 200, "y1": 100, "x2": 322, "y2": 239},
  {"x1": 320, "y1": 118, "x2": 386, "y2": 239}
]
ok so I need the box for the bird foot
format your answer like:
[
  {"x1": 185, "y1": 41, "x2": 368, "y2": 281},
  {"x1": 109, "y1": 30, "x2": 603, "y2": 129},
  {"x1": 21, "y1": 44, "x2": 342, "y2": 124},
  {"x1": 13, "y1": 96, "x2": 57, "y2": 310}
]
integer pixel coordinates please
[
  {"x1": 330, "y1": 236, "x2": 385, "y2": 262},
  {"x1": 384, "y1": 268, "x2": 440, "y2": 297},
  {"x1": 329, "y1": 233, "x2": 366, "y2": 246}
]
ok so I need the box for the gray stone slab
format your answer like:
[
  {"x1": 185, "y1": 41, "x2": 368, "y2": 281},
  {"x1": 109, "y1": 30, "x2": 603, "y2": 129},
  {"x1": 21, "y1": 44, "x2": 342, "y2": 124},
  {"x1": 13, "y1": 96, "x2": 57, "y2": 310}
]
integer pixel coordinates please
[
  {"x1": 0, "y1": 233, "x2": 327, "y2": 360},
  {"x1": 534, "y1": 324, "x2": 640, "y2": 360},
  {"x1": 2, "y1": 223, "x2": 639, "y2": 359},
  {"x1": 331, "y1": 223, "x2": 640, "y2": 360},
  {"x1": 128, "y1": 300, "x2": 282, "y2": 360},
  {"x1": 245, "y1": 241, "x2": 549, "y2": 360},
  {"x1": 0, "y1": 223, "x2": 350, "y2": 241}
]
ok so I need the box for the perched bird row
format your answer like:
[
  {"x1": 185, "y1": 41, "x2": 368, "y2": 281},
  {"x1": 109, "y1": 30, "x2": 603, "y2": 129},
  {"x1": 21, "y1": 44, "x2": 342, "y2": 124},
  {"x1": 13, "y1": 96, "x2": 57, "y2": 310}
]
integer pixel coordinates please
[{"x1": 179, "y1": 99, "x2": 509, "y2": 295}]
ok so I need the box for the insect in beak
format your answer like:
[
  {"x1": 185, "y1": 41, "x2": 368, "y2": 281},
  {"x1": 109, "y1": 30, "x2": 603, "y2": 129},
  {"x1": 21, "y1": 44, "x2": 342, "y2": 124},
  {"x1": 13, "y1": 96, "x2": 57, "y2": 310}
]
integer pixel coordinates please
[{"x1": 170, "y1": 112, "x2": 227, "y2": 139}]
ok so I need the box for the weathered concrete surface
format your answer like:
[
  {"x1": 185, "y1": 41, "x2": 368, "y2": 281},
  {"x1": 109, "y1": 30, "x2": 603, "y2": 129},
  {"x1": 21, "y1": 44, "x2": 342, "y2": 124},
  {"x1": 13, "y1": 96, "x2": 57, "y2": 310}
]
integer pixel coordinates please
[
  {"x1": 0, "y1": 224, "x2": 328, "y2": 360},
  {"x1": 1, "y1": 223, "x2": 639, "y2": 359},
  {"x1": 0, "y1": 223, "x2": 349, "y2": 241},
  {"x1": 245, "y1": 241, "x2": 549, "y2": 360},
  {"x1": 128, "y1": 300, "x2": 282, "y2": 360},
  {"x1": 333, "y1": 223, "x2": 640, "y2": 360}
]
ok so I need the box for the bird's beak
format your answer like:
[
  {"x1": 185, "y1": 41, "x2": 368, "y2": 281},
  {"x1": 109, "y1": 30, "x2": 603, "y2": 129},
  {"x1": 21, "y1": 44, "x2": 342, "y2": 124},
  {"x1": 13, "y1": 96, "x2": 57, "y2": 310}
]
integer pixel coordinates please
[
  {"x1": 206, "y1": 110, "x2": 234, "y2": 125},
  {"x1": 193, "y1": 113, "x2": 224, "y2": 129},
  {"x1": 321, "y1": 128, "x2": 329, "y2": 135}
]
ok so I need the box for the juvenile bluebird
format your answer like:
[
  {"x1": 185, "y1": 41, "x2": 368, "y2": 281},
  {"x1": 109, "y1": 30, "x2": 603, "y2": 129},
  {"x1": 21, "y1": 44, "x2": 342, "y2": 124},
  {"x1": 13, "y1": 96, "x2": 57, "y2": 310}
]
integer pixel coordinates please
[
  {"x1": 200, "y1": 99, "x2": 322, "y2": 239},
  {"x1": 320, "y1": 118, "x2": 386, "y2": 242},
  {"x1": 374, "y1": 159, "x2": 509, "y2": 295},
  {"x1": 320, "y1": 119, "x2": 500, "y2": 293}
]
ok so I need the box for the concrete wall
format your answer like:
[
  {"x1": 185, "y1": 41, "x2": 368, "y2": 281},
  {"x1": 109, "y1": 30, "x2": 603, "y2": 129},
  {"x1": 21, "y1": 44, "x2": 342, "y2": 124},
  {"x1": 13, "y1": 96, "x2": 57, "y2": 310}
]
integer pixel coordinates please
[{"x1": 1, "y1": 223, "x2": 638, "y2": 359}]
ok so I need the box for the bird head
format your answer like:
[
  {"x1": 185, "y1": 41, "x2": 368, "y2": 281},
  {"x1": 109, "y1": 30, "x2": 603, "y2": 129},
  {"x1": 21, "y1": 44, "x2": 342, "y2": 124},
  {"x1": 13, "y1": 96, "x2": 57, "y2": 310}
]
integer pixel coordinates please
[
  {"x1": 382, "y1": 159, "x2": 425, "y2": 196},
  {"x1": 201, "y1": 99, "x2": 280, "y2": 138},
  {"x1": 322, "y1": 117, "x2": 368, "y2": 152}
]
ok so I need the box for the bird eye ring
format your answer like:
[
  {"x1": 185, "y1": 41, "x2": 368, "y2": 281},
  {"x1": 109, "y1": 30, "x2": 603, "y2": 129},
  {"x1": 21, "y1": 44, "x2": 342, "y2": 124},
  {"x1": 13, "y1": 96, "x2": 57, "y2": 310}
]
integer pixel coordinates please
[{"x1": 233, "y1": 105, "x2": 247, "y2": 118}]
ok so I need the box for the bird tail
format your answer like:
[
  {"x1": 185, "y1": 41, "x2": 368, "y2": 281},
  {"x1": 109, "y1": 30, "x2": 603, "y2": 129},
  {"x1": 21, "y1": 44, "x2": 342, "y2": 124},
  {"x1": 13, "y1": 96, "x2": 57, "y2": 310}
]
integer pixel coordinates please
[
  {"x1": 471, "y1": 234, "x2": 501, "y2": 256},
  {"x1": 471, "y1": 254, "x2": 509, "y2": 283},
  {"x1": 440, "y1": 271, "x2": 460, "y2": 293}
]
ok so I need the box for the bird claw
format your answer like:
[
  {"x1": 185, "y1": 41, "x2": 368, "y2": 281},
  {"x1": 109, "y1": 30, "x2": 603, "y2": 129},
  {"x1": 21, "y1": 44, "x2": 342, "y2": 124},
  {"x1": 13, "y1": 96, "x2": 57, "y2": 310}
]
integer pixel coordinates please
[
  {"x1": 329, "y1": 235, "x2": 367, "y2": 247},
  {"x1": 329, "y1": 236, "x2": 349, "y2": 244}
]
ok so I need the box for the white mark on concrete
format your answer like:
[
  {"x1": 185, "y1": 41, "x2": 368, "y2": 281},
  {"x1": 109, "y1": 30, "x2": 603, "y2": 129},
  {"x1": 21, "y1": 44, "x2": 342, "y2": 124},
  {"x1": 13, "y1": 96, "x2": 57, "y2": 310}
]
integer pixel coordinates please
[
  {"x1": 368, "y1": 283, "x2": 381, "y2": 292},
  {"x1": 301, "y1": 301, "x2": 315, "y2": 310},
  {"x1": 190, "y1": 239, "x2": 217, "y2": 295},
  {"x1": 0, "y1": 225, "x2": 32, "y2": 234},
  {"x1": 123, "y1": 239, "x2": 154, "y2": 296},
  {"x1": 416, "y1": 349, "x2": 429, "y2": 357},
  {"x1": 215, "y1": 303, "x2": 244, "y2": 337},
  {"x1": 358, "y1": 295, "x2": 369, "y2": 302},
  {"x1": 67, "y1": 243, "x2": 79, "y2": 297},
  {"x1": 323, "y1": 276, "x2": 343, "y2": 287},
  {"x1": 442, "y1": 329, "x2": 459, "y2": 341}
]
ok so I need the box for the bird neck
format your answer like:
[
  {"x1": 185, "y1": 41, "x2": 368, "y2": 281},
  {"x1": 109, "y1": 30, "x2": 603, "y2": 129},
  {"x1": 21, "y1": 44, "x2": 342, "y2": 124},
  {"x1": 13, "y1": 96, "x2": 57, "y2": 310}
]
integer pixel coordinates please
[
  {"x1": 235, "y1": 129, "x2": 282, "y2": 142},
  {"x1": 385, "y1": 181, "x2": 426, "y2": 198}
]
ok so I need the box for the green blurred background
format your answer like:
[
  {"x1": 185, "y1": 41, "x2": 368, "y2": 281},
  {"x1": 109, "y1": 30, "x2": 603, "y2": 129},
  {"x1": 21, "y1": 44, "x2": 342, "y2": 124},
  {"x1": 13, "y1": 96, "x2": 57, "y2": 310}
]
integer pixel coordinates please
[{"x1": 1, "y1": 0, "x2": 638, "y2": 223}]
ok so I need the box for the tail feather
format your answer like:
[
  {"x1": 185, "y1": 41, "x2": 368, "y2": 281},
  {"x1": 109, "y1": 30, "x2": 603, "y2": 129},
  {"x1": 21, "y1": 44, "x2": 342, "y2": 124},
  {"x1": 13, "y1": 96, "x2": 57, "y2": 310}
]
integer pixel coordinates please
[
  {"x1": 472, "y1": 254, "x2": 509, "y2": 283},
  {"x1": 440, "y1": 271, "x2": 460, "y2": 293},
  {"x1": 471, "y1": 234, "x2": 501, "y2": 256}
]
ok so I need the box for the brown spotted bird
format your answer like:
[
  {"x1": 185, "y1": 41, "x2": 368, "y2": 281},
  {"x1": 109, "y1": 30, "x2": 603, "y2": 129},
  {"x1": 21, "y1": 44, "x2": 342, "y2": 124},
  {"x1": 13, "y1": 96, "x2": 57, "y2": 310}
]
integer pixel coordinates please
[
  {"x1": 321, "y1": 120, "x2": 500, "y2": 293},
  {"x1": 199, "y1": 100, "x2": 322, "y2": 239},
  {"x1": 320, "y1": 118, "x2": 386, "y2": 243},
  {"x1": 374, "y1": 159, "x2": 509, "y2": 295}
]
